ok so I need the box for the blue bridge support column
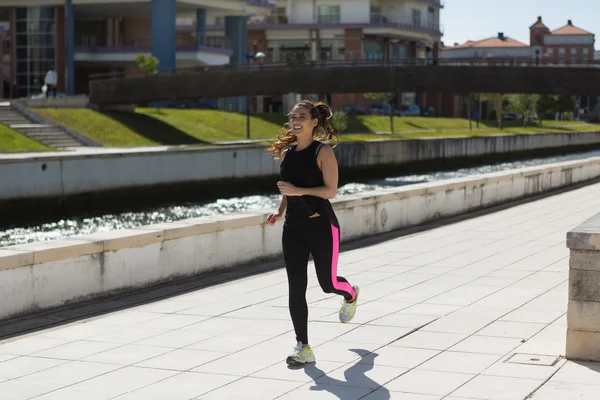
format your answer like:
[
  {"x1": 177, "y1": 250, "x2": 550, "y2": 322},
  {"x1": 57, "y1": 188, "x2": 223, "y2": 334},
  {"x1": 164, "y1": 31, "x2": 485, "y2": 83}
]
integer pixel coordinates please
[
  {"x1": 151, "y1": 0, "x2": 176, "y2": 73},
  {"x1": 224, "y1": 16, "x2": 247, "y2": 112},
  {"x1": 66, "y1": 0, "x2": 74, "y2": 95},
  {"x1": 196, "y1": 9, "x2": 206, "y2": 46}
]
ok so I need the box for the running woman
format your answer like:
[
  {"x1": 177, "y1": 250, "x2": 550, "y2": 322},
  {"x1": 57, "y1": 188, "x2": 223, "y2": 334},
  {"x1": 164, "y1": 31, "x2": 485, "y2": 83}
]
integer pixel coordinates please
[{"x1": 266, "y1": 99, "x2": 359, "y2": 366}]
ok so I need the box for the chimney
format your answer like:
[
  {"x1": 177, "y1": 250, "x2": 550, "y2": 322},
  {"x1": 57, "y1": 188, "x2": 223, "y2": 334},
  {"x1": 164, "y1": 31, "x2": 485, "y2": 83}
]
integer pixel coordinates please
[
  {"x1": 454, "y1": 42, "x2": 458, "y2": 46},
  {"x1": 537, "y1": 16, "x2": 542, "y2": 23},
  {"x1": 498, "y1": 32, "x2": 505, "y2": 40},
  {"x1": 568, "y1": 19, "x2": 573, "y2": 26}
]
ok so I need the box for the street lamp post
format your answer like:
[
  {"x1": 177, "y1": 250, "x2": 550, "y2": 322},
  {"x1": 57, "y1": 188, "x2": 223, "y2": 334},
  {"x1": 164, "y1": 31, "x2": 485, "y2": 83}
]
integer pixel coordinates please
[{"x1": 246, "y1": 51, "x2": 266, "y2": 140}]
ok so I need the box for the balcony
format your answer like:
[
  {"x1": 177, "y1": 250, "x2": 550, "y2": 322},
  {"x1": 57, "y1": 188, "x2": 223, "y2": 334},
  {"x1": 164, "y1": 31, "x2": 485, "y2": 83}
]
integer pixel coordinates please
[
  {"x1": 245, "y1": 12, "x2": 442, "y2": 35},
  {"x1": 74, "y1": 35, "x2": 232, "y2": 66}
]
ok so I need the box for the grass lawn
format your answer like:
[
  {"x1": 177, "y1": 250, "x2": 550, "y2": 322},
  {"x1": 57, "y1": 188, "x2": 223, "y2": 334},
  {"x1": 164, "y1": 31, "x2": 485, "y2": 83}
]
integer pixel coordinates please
[
  {"x1": 34, "y1": 108, "x2": 599, "y2": 147},
  {"x1": 0, "y1": 124, "x2": 52, "y2": 152}
]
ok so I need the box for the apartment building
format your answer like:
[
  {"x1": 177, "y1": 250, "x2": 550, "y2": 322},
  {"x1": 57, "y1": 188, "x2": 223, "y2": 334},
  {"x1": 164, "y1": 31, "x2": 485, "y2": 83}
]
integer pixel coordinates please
[
  {"x1": 442, "y1": 17, "x2": 595, "y2": 65},
  {"x1": 176, "y1": 0, "x2": 444, "y2": 111},
  {"x1": 0, "y1": 0, "x2": 273, "y2": 98}
]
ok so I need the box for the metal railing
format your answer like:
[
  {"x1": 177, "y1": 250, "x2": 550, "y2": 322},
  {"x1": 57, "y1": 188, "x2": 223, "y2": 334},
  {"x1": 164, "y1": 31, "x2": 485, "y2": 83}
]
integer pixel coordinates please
[
  {"x1": 76, "y1": 35, "x2": 231, "y2": 51},
  {"x1": 89, "y1": 57, "x2": 600, "y2": 82},
  {"x1": 243, "y1": 11, "x2": 442, "y2": 33}
]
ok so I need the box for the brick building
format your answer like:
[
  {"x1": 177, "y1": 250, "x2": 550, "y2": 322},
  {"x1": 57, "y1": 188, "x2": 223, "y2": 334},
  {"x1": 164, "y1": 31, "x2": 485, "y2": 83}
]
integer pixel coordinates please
[{"x1": 442, "y1": 17, "x2": 595, "y2": 65}]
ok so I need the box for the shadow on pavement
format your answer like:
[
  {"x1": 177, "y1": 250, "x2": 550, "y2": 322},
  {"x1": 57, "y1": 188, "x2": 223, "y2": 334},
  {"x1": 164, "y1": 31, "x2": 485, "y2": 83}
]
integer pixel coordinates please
[{"x1": 292, "y1": 350, "x2": 391, "y2": 400}]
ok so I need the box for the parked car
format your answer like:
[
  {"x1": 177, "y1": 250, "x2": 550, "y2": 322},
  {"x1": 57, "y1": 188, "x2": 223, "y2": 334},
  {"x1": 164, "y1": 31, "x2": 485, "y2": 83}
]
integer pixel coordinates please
[
  {"x1": 369, "y1": 104, "x2": 402, "y2": 116},
  {"x1": 341, "y1": 105, "x2": 367, "y2": 115},
  {"x1": 422, "y1": 106, "x2": 436, "y2": 117},
  {"x1": 502, "y1": 113, "x2": 521, "y2": 120},
  {"x1": 400, "y1": 104, "x2": 421, "y2": 117}
]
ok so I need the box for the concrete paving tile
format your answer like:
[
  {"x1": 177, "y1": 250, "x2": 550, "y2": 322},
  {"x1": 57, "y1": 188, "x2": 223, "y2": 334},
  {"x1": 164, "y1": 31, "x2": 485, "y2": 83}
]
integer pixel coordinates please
[
  {"x1": 15, "y1": 360, "x2": 120, "y2": 386},
  {"x1": 394, "y1": 303, "x2": 462, "y2": 317},
  {"x1": 449, "y1": 375, "x2": 544, "y2": 400},
  {"x1": 0, "y1": 336, "x2": 71, "y2": 356},
  {"x1": 135, "y1": 348, "x2": 228, "y2": 371},
  {"x1": 314, "y1": 363, "x2": 408, "y2": 389},
  {"x1": 481, "y1": 358, "x2": 565, "y2": 380},
  {"x1": 251, "y1": 360, "x2": 347, "y2": 382},
  {"x1": 367, "y1": 313, "x2": 438, "y2": 329},
  {"x1": 335, "y1": 325, "x2": 413, "y2": 345},
  {"x1": 64, "y1": 366, "x2": 178, "y2": 396},
  {"x1": 477, "y1": 321, "x2": 547, "y2": 339},
  {"x1": 185, "y1": 332, "x2": 272, "y2": 353},
  {"x1": 362, "y1": 392, "x2": 441, "y2": 400},
  {"x1": 0, "y1": 354, "x2": 17, "y2": 363},
  {"x1": 82, "y1": 344, "x2": 173, "y2": 366},
  {"x1": 86, "y1": 326, "x2": 170, "y2": 345},
  {"x1": 197, "y1": 376, "x2": 302, "y2": 400},
  {"x1": 529, "y1": 381, "x2": 600, "y2": 400},
  {"x1": 385, "y1": 370, "x2": 474, "y2": 396},
  {"x1": 276, "y1": 382, "x2": 372, "y2": 400},
  {"x1": 0, "y1": 356, "x2": 67, "y2": 380},
  {"x1": 32, "y1": 340, "x2": 122, "y2": 360},
  {"x1": 363, "y1": 346, "x2": 440, "y2": 368},
  {"x1": 390, "y1": 331, "x2": 467, "y2": 351},
  {"x1": 417, "y1": 351, "x2": 501, "y2": 374},
  {"x1": 313, "y1": 342, "x2": 380, "y2": 363},
  {"x1": 449, "y1": 335, "x2": 523, "y2": 355},
  {"x1": 0, "y1": 379, "x2": 63, "y2": 400},
  {"x1": 34, "y1": 387, "x2": 115, "y2": 400},
  {"x1": 550, "y1": 361, "x2": 600, "y2": 385},
  {"x1": 116, "y1": 371, "x2": 238, "y2": 399}
]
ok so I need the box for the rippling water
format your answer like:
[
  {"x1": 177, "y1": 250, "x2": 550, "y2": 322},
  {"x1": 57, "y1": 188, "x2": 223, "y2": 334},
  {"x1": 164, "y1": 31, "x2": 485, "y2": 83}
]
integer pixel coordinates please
[{"x1": 2, "y1": 150, "x2": 600, "y2": 247}]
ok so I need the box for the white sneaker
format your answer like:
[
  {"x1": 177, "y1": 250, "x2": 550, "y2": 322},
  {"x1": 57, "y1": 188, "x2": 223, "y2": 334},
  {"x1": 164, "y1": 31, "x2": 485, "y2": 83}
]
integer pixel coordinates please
[
  {"x1": 339, "y1": 286, "x2": 360, "y2": 323},
  {"x1": 286, "y1": 341, "x2": 316, "y2": 366}
]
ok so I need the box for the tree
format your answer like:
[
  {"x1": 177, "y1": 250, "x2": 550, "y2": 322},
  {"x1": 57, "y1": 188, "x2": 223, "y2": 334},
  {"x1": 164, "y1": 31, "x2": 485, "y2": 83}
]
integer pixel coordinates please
[
  {"x1": 365, "y1": 92, "x2": 395, "y2": 134},
  {"x1": 556, "y1": 94, "x2": 577, "y2": 120},
  {"x1": 508, "y1": 94, "x2": 536, "y2": 127},
  {"x1": 330, "y1": 110, "x2": 349, "y2": 133},
  {"x1": 481, "y1": 93, "x2": 508, "y2": 129},
  {"x1": 535, "y1": 94, "x2": 558, "y2": 125},
  {"x1": 135, "y1": 54, "x2": 160, "y2": 76},
  {"x1": 463, "y1": 94, "x2": 478, "y2": 130}
]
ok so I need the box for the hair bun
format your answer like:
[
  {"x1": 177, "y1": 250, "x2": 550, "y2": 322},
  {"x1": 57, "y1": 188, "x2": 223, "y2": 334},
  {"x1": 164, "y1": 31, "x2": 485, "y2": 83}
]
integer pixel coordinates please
[{"x1": 315, "y1": 102, "x2": 332, "y2": 120}]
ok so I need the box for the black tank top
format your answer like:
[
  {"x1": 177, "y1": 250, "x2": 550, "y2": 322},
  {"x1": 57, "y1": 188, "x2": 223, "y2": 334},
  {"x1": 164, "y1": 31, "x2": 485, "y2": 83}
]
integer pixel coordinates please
[{"x1": 279, "y1": 141, "x2": 339, "y2": 229}]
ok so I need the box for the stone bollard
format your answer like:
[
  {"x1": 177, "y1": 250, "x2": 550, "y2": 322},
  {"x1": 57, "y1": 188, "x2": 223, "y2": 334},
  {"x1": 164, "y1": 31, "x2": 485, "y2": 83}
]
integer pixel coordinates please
[{"x1": 566, "y1": 213, "x2": 600, "y2": 361}]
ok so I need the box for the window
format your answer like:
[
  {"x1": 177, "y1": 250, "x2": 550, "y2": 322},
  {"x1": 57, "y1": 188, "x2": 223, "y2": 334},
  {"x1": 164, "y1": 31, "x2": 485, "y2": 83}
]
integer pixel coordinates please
[
  {"x1": 583, "y1": 48, "x2": 590, "y2": 61},
  {"x1": 412, "y1": 9, "x2": 421, "y2": 28},
  {"x1": 559, "y1": 48, "x2": 565, "y2": 57},
  {"x1": 546, "y1": 48, "x2": 554, "y2": 57},
  {"x1": 317, "y1": 5, "x2": 340, "y2": 24},
  {"x1": 14, "y1": 6, "x2": 56, "y2": 98},
  {"x1": 571, "y1": 48, "x2": 578, "y2": 62},
  {"x1": 427, "y1": 7, "x2": 435, "y2": 28}
]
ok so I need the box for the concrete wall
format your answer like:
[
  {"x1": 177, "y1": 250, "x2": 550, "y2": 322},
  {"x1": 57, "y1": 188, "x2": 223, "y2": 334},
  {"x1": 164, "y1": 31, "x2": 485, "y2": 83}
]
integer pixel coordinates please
[
  {"x1": 2, "y1": 131, "x2": 600, "y2": 202},
  {"x1": 2, "y1": 156, "x2": 600, "y2": 321},
  {"x1": 566, "y1": 213, "x2": 600, "y2": 362}
]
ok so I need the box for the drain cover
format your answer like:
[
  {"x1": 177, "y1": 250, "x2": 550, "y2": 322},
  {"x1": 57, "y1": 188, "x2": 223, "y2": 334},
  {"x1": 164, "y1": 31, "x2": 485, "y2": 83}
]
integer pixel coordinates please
[{"x1": 506, "y1": 353, "x2": 561, "y2": 366}]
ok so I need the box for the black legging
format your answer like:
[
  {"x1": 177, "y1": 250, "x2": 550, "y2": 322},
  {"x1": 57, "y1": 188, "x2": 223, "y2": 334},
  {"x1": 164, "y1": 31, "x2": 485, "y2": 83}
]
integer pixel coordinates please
[{"x1": 282, "y1": 216, "x2": 356, "y2": 345}]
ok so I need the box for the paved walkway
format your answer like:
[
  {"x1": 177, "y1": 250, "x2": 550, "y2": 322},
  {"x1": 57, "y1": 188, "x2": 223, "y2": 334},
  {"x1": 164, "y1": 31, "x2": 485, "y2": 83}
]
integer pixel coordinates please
[{"x1": 2, "y1": 183, "x2": 600, "y2": 399}]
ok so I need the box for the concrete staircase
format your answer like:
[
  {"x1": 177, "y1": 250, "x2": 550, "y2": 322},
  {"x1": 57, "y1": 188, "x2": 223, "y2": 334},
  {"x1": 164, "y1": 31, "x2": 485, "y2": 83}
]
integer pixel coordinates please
[{"x1": 0, "y1": 102, "x2": 85, "y2": 148}]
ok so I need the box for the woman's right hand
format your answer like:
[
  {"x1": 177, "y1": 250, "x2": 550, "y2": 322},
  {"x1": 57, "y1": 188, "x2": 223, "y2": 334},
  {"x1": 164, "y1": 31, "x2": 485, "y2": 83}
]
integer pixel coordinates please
[{"x1": 266, "y1": 211, "x2": 282, "y2": 226}]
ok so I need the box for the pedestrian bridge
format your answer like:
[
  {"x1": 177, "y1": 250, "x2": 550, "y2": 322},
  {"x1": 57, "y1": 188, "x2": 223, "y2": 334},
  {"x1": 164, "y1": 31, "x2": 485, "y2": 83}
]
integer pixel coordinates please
[{"x1": 88, "y1": 60, "x2": 600, "y2": 105}]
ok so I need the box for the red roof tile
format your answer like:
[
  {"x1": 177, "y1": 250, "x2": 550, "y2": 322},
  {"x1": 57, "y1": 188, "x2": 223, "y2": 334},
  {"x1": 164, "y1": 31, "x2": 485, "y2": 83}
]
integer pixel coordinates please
[
  {"x1": 552, "y1": 24, "x2": 593, "y2": 35},
  {"x1": 444, "y1": 37, "x2": 528, "y2": 50}
]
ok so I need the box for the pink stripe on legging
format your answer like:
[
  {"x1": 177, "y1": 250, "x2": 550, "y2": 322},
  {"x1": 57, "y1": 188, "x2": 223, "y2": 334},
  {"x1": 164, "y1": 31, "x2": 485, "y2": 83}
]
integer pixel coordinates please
[{"x1": 330, "y1": 224, "x2": 356, "y2": 300}]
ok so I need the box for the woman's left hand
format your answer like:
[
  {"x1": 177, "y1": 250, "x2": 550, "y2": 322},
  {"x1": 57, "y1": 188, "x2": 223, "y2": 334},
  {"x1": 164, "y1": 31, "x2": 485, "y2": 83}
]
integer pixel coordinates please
[{"x1": 277, "y1": 181, "x2": 304, "y2": 196}]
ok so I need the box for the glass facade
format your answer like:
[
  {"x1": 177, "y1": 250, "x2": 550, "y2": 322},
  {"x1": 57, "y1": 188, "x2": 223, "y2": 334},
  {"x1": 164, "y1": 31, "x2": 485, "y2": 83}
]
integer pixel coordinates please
[{"x1": 14, "y1": 7, "x2": 56, "y2": 98}]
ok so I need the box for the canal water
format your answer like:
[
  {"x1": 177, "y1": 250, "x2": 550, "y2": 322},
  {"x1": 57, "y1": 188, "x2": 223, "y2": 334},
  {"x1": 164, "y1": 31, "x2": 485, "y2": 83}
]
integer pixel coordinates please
[{"x1": 2, "y1": 149, "x2": 599, "y2": 247}]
